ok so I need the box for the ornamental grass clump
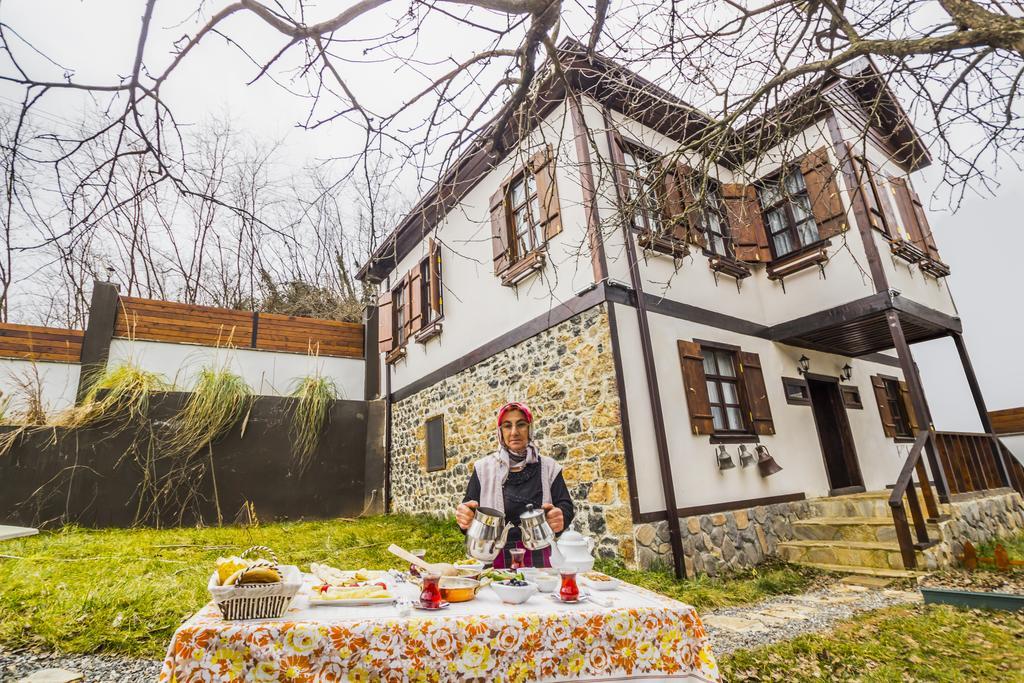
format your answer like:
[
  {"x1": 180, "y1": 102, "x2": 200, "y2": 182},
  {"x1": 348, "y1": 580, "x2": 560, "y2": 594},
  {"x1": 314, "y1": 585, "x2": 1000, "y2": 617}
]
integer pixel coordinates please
[
  {"x1": 165, "y1": 367, "x2": 252, "y2": 459},
  {"x1": 289, "y1": 374, "x2": 337, "y2": 475},
  {"x1": 58, "y1": 363, "x2": 170, "y2": 431}
]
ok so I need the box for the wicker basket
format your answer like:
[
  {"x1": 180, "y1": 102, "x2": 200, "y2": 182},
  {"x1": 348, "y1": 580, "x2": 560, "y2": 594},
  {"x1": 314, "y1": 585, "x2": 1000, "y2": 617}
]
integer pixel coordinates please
[{"x1": 208, "y1": 546, "x2": 302, "y2": 620}]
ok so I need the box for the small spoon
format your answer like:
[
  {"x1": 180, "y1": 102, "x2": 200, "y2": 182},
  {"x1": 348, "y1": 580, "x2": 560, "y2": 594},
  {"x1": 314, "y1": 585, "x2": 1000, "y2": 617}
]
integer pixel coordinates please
[{"x1": 387, "y1": 544, "x2": 460, "y2": 577}]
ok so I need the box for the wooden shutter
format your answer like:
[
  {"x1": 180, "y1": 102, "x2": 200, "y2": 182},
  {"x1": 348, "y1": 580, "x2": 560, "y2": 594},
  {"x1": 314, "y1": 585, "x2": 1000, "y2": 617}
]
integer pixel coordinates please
[
  {"x1": 531, "y1": 147, "x2": 562, "y2": 241},
  {"x1": 909, "y1": 186, "x2": 940, "y2": 260},
  {"x1": 409, "y1": 267, "x2": 423, "y2": 335},
  {"x1": 899, "y1": 380, "x2": 921, "y2": 432},
  {"x1": 800, "y1": 148, "x2": 846, "y2": 240},
  {"x1": 490, "y1": 186, "x2": 510, "y2": 274},
  {"x1": 874, "y1": 173, "x2": 899, "y2": 237},
  {"x1": 739, "y1": 351, "x2": 775, "y2": 435},
  {"x1": 660, "y1": 159, "x2": 683, "y2": 238},
  {"x1": 401, "y1": 274, "x2": 414, "y2": 342},
  {"x1": 677, "y1": 340, "x2": 714, "y2": 435},
  {"x1": 609, "y1": 131, "x2": 632, "y2": 215},
  {"x1": 871, "y1": 375, "x2": 896, "y2": 438},
  {"x1": 722, "y1": 183, "x2": 772, "y2": 263},
  {"x1": 428, "y1": 238, "x2": 442, "y2": 315},
  {"x1": 677, "y1": 164, "x2": 707, "y2": 248},
  {"x1": 888, "y1": 175, "x2": 939, "y2": 262},
  {"x1": 377, "y1": 289, "x2": 393, "y2": 354}
]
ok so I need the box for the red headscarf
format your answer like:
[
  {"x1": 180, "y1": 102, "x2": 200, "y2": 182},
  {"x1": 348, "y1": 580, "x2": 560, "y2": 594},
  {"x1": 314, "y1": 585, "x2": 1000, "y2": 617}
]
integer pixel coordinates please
[{"x1": 497, "y1": 401, "x2": 533, "y2": 427}]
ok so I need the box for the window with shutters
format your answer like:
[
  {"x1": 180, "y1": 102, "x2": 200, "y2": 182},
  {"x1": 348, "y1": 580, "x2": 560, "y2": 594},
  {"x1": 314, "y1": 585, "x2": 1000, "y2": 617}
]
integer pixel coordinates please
[
  {"x1": 759, "y1": 167, "x2": 819, "y2": 258},
  {"x1": 851, "y1": 156, "x2": 890, "y2": 235},
  {"x1": 491, "y1": 147, "x2": 561, "y2": 285},
  {"x1": 882, "y1": 378, "x2": 913, "y2": 438},
  {"x1": 419, "y1": 260, "x2": 433, "y2": 325},
  {"x1": 702, "y1": 347, "x2": 747, "y2": 433}
]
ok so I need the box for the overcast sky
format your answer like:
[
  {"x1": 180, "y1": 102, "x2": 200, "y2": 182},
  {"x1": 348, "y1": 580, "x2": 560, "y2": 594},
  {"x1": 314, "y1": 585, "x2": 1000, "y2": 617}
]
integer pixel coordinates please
[{"x1": 2, "y1": 1, "x2": 1021, "y2": 427}]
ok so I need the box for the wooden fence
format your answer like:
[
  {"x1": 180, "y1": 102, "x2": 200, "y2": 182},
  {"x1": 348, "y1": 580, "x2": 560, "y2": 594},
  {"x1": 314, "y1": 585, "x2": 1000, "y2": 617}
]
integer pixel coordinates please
[
  {"x1": 114, "y1": 296, "x2": 364, "y2": 359},
  {"x1": 990, "y1": 407, "x2": 1024, "y2": 435},
  {"x1": 0, "y1": 322, "x2": 84, "y2": 363}
]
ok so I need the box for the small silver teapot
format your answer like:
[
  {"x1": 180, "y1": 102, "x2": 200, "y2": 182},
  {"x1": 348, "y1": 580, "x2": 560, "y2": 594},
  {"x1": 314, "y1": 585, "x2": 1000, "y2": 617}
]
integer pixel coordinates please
[
  {"x1": 464, "y1": 506, "x2": 512, "y2": 562},
  {"x1": 518, "y1": 504, "x2": 556, "y2": 550}
]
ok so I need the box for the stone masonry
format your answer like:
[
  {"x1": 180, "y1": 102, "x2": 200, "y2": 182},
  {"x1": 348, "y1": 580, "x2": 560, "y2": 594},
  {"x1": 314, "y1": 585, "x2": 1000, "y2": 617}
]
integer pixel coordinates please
[
  {"x1": 935, "y1": 489, "x2": 1024, "y2": 568},
  {"x1": 631, "y1": 499, "x2": 814, "y2": 576},
  {"x1": 389, "y1": 304, "x2": 637, "y2": 561}
]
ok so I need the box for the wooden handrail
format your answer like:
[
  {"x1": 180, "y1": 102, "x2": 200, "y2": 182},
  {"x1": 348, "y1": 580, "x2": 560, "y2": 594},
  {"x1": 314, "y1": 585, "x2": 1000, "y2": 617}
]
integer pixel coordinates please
[{"x1": 889, "y1": 430, "x2": 932, "y2": 570}]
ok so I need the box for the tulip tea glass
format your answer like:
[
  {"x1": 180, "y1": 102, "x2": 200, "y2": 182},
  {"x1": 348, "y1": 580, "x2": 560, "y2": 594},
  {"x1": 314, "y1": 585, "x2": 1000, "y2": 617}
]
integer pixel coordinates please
[
  {"x1": 510, "y1": 548, "x2": 526, "y2": 570},
  {"x1": 559, "y1": 570, "x2": 580, "y2": 602},
  {"x1": 419, "y1": 573, "x2": 443, "y2": 608},
  {"x1": 409, "y1": 548, "x2": 426, "y2": 576}
]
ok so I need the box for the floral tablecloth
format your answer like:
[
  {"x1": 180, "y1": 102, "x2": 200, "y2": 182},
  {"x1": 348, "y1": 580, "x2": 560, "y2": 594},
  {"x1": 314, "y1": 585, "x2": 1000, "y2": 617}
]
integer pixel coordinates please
[{"x1": 160, "y1": 576, "x2": 720, "y2": 682}]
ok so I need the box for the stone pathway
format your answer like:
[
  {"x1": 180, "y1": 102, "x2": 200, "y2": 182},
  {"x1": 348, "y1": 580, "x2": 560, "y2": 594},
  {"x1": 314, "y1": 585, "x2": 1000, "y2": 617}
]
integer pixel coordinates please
[
  {"x1": 701, "y1": 580, "x2": 923, "y2": 656},
  {"x1": 0, "y1": 651, "x2": 160, "y2": 683}
]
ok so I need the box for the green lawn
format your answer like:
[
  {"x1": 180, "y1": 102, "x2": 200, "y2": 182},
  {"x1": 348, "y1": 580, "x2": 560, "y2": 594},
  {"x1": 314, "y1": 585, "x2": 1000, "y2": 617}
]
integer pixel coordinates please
[
  {"x1": 0, "y1": 515, "x2": 817, "y2": 659},
  {"x1": 720, "y1": 604, "x2": 1024, "y2": 682}
]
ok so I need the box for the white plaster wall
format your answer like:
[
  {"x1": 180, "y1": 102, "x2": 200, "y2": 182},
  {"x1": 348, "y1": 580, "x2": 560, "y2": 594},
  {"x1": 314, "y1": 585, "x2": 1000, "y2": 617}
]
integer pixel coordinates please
[
  {"x1": 386, "y1": 101, "x2": 598, "y2": 393},
  {"x1": 0, "y1": 358, "x2": 80, "y2": 418},
  {"x1": 107, "y1": 339, "x2": 364, "y2": 399},
  {"x1": 613, "y1": 303, "x2": 911, "y2": 513}
]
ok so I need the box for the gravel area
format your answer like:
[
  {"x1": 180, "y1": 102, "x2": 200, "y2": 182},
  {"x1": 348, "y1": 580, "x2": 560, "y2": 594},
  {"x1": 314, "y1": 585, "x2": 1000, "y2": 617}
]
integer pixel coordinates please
[
  {"x1": 702, "y1": 582, "x2": 922, "y2": 656},
  {"x1": 919, "y1": 568, "x2": 1024, "y2": 594},
  {"x1": 0, "y1": 649, "x2": 161, "y2": 683}
]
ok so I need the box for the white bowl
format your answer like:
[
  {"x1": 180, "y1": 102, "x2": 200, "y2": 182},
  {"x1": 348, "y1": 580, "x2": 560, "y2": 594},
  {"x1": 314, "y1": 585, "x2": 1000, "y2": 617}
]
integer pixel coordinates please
[
  {"x1": 533, "y1": 573, "x2": 560, "y2": 593},
  {"x1": 490, "y1": 581, "x2": 538, "y2": 604}
]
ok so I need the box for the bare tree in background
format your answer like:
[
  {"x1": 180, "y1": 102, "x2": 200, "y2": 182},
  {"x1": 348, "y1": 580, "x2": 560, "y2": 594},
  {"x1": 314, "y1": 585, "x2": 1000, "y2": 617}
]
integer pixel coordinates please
[{"x1": 0, "y1": 1, "x2": 1021, "y2": 318}]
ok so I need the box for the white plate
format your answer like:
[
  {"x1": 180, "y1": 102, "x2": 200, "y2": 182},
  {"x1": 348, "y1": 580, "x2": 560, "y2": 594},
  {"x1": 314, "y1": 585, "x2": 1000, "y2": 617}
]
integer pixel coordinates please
[
  {"x1": 581, "y1": 576, "x2": 620, "y2": 591},
  {"x1": 308, "y1": 594, "x2": 397, "y2": 607}
]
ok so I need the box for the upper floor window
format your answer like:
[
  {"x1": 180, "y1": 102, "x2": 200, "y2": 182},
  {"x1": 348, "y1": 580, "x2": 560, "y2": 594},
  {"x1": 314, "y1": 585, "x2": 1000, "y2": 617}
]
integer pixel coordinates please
[
  {"x1": 702, "y1": 347, "x2": 746, "y2": 433},
  {"x1": 508, "y1": 171, "x2": 542, "y2": 262},
  {"x1": 621, "y1": 144, "x2": 664, "y2": 235},
  {"x1": 759, "y1": 168, "x2": 818, "y2": 258},
  {"x1": 392, "y1": 281, "x2": 407, "y2": 347},
  {"x1": 489, "y1": 146, "x2": 562, "y2": 284},
  {"x1": 700, "y1": 182, "x2": 733, "y2": 259}
]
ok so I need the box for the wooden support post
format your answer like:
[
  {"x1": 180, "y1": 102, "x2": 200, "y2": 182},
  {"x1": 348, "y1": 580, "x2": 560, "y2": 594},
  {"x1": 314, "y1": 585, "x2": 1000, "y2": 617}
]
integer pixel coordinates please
[
  {"x1": 364, "y1": 304, "x2": 380, "y2": 401},
  {"x1": 885, "y1": 309, "x2": 950, "y2": 505},
  {"x1": 952, "y1": 332, "x2": 1011, "y2": 489}
]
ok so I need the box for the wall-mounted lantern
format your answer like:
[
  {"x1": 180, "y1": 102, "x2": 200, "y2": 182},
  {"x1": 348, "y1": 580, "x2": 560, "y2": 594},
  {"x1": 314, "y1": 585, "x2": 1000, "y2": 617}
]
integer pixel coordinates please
[
  {"x1": 797, "y1": 355, "x2": 811, "y2": 376},
  {"x1": 840, "y1": 363, "x2": 853, "y2": 382},
  {"x1": 715, "y1": 444, "x2": 735, "y2": 471}
]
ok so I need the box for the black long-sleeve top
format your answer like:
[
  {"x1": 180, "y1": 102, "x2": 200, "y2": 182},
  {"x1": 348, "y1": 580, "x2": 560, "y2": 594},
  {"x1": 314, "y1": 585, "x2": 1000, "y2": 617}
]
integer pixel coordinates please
[{"x1": 462, "y1": 460, "x2": 575, "y2": 551}]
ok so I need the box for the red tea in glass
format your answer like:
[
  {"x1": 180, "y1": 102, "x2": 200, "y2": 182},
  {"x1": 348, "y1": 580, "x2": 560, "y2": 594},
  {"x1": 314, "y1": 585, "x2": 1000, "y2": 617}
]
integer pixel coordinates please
[
  {"x1": 559, "y1": 571, "x2": 580, "y2": 602},
  {"x1": 409, "y1": 548, "x2": 426, "y2": 576},
  {"x1": 419, "y1": 573, "x2": 442, "y2": 608},
  {"x1": 510, "y1": 548, "x2": 526, "y2": 570}
]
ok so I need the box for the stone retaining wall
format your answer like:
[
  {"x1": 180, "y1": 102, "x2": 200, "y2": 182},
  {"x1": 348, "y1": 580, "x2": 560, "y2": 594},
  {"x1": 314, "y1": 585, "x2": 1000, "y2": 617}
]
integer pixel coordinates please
[
  {"x1": 937, "y1": 489, "x2": 1024, "y2": 567},
  {"x1": 632, "y1": 499, "x2": 813, "y2": 575},
  {"x1": 389, "y1": 304, "x2": 637, "y2": 561}
]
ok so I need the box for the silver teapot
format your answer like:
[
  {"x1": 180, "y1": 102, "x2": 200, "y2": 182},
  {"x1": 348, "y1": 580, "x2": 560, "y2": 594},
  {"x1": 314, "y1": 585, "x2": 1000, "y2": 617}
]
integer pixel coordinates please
[
  {"x1": 518, "y1": 504, "x2": 556, "y2": 550},
  {"x1": 464, "y1": 506, "x2": 512, "y2": 562}
]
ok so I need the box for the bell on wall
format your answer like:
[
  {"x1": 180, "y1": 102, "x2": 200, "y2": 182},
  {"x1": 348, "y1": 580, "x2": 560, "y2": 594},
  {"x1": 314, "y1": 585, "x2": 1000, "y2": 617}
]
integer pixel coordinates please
[
  {"x1": 755, "y1": 445, "x2": 783, "y2": 477},
  {"x1": 738, "y1": 444, "x2": 756, "y2": 468},
  {"x1": 715, "y1": 444, "x2": 736, "y2": 471}
]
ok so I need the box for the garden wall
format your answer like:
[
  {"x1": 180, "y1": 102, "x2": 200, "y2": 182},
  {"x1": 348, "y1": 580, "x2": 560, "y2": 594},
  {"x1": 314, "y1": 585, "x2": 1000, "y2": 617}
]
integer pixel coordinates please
[{"x1": 0, "y1": 394, "x2": 384, "y2": 528}]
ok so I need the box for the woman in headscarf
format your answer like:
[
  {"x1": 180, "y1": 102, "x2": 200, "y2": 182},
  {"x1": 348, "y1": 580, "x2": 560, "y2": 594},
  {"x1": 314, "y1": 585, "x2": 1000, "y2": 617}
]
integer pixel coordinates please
[{"x1": 455, "y1": 401, "x2": 575, "y2": 568}]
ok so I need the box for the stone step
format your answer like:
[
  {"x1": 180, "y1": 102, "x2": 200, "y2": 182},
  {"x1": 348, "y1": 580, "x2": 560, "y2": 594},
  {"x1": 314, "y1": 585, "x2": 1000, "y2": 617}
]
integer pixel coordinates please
[
  {"x1": 791, "y1": 561, "x2": 926, "y2": 579},
  {"x1": 792, "y1": 516, "x2": 941, "y2": 543},
  {"x1": 777, "y1": 539, "x2": 940, "y2": 571},
  {"x1": 807, "y1": 491, "x2": 946, "y2": 520}
]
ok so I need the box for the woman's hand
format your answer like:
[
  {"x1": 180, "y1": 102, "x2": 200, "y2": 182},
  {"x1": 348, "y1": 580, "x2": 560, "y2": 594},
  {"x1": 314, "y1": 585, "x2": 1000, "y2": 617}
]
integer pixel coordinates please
[
  {"x1": 456, "y1": 500, "x2": 478, "y2": 530},
  {"x1": 542, "y1": 503, "x2": 564, "y2": 533}
]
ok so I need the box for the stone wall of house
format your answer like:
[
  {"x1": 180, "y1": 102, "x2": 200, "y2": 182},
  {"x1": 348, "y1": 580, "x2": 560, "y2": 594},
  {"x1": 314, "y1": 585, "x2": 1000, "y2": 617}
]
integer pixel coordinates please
[
  {"x1": 936, "y1": 489, "x2": 1024, "y2": 568},
  {"x1": 632, "y1": 499, "x2": 813, "y2": 575},
  {"x1": 389, "y1": 304, "x2": 637, "y2": 561}
]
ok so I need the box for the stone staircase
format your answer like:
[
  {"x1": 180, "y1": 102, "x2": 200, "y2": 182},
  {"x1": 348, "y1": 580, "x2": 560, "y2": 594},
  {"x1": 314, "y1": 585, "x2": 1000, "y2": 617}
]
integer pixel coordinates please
[{"x1": 777, "y1": 490, "x2": 948, "y2": 578}]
